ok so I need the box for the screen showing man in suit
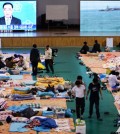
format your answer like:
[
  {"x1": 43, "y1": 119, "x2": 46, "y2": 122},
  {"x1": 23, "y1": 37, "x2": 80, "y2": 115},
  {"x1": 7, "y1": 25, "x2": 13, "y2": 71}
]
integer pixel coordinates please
[
  {"x1": 0, "y1": 1, "x2": 36, "y2": 31},
  {"x1": 0, "y1": 2, "x2": 21, "y2": 25}
]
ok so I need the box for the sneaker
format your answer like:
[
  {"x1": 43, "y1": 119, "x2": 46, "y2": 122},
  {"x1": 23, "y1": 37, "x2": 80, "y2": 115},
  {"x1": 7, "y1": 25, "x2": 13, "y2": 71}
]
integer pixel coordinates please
[{"x1": 97, "y1": 118, "x2": 103, "y2": 121}]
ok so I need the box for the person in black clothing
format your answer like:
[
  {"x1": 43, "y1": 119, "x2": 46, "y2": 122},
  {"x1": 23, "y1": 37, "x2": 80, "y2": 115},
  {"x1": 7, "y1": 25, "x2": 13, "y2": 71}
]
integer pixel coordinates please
[
  {"x1": 86, "y1": 78, "x2": 103, "y2": 121},
  {"x1": 117, "y1": 42, "x2": 120, "y2": 48},
  {"x1": 0, "y1": 57, "x2": 5, "y2": 69},
  {"x1": 30, "y1": 44, "x2": 40, "y2": 76},
  {"x1": 80, "y1": 41, "x2": 89, "y2": 54},
  {"x1": 91, "y1": 40, "x2": 101, "y2": 53}
]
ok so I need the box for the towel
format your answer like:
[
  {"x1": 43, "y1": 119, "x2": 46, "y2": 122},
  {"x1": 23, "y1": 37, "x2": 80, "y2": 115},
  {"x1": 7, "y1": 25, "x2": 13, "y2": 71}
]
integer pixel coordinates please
[{"x1": 9, "y1": 122, "x2": 28, "y2": 132}]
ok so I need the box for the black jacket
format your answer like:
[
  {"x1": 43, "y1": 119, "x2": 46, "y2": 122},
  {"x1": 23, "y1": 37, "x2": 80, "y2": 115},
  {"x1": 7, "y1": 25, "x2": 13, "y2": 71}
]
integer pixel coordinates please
[
  {"x1": 80, "y1": 45, "x2": 89, "y2": 54},
  {"x1": 30, "y1": 48, "x2": 40, "y2": 62},
  {"x1": 0, "y1": 16, "x2": 21, "y2": 25}
]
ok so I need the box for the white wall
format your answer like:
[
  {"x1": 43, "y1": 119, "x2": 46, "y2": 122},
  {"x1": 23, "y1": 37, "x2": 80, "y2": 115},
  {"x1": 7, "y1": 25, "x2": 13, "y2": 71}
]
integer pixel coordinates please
[{"x1": 37, "y1": 0, "x2": 80, "y2": 24}]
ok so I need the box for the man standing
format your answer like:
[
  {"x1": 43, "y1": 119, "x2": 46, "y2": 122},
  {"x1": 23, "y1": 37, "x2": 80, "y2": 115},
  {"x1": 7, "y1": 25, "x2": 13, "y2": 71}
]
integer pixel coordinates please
[
  {"x1": 86, "y1": 78, "x2": 103, "y2": 121},
  {"x1": 30, "y1": 44, "x2": 40, "y2": 76},
  {"x1": 45, "y1": 45, "x2": 54, "y2": 74},
  {"x1": 0, "y1": 2, "x2": 21, "y2": 25}
]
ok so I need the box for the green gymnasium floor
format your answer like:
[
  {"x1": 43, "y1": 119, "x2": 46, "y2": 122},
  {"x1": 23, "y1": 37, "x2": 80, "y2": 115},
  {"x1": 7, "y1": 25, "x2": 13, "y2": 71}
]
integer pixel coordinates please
[{"x1": 1, "y1": 47, "x2": 119, "y2": 134}]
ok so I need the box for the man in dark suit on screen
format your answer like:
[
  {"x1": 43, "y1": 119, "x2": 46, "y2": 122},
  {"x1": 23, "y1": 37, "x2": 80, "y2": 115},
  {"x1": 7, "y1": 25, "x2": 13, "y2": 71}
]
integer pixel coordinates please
[{"x1": 0, "y1": 2, "x2": 21, "y2": 25}]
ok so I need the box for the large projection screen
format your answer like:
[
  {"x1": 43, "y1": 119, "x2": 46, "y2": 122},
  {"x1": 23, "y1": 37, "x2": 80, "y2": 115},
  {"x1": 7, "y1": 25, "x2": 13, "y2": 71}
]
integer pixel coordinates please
[
  {"x1": 80, "y1": 1, "x2": 120, "y2": 36},
  {"x1": 0, "y1": 0, "x2": 36, "y2": 31},
  {"x1": 46, "y1": 5, "x2": 68, "y2": 20}
]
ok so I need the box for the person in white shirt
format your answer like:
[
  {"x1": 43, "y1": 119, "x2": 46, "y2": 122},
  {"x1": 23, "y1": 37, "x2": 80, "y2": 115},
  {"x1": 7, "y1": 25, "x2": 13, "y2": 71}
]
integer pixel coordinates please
[
  {"x1": 108, "y1": 71, "x2": 120, "y2": 88},
  {"x1": 45, "y1": 45, "x2": 54, "y2": 74},
  {"x1": 72, "y1": 80, "x2": 86, "y2": 119}
]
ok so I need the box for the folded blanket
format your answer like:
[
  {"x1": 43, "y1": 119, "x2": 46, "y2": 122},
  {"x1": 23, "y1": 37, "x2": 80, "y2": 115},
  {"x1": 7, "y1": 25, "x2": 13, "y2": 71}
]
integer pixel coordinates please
[
  {"x1": 42, "y1": 111, "x2": 54, "y2": 117},
  {"x1": 11, "y1": 94, "x2": 34, "y2": 101},
  {"x1": 8, "y1": 105, "x2": 29, "y2": 112},
  {"x1": 36, "y1": 91, "x2": 55, "y2": 97},
  {"x1": 14, "y1": 87, "x2": 30, "y2": 92},
  {"x1": 33, "y1": 117, "x2": 58, "y2": 129},
  {"x1": 0, "y1": 74, "x2": 10, "y2": 80}
]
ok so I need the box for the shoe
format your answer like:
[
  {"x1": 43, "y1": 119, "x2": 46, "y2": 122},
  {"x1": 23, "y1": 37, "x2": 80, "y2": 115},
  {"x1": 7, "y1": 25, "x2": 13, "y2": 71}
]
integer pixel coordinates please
[
  {"x1": 97, "y1": 118, "x2": 103, "y2": 121},
  {"x1": 88, "y1": 116, "x2": 92, "y2": 118}
]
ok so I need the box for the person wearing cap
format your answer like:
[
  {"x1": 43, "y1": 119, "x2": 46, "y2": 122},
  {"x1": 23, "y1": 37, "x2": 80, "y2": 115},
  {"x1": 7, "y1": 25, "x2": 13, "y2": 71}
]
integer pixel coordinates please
[
  {"x1": 45, "y1": 45, "x2": 54, "y2": 74},
  {"x1": 30, "y1": 44, "x2": 40, "y2": 76},
  {"x1": 80, "y1": 41, "x2": 89, "y2": 54}
]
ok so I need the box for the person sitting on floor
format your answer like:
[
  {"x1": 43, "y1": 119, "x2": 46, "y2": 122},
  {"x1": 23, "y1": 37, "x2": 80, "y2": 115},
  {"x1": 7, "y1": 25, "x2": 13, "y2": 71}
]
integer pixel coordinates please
[
  {"x1": 108, "y1": 70, "x2": 120, "y2": 89},
  {"x1": 17, "y1": 55, "x2": 27, "y2": 70},
  {"x1": 91, "y1": 40, "x2": 101, "y2": 53},
  {"x1": 80, "y1": 41, "x2": 89, "y2": 54},
  {"x1": 5, "y1": 56, "x2": 18, "y2": 69},
  {"x1": 0, "y1": 57, "x2": 5, "y2": 69}
]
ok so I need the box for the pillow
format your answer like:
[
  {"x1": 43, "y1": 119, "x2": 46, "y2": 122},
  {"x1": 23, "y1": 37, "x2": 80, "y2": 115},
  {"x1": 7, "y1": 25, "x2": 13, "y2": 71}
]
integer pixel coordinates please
[
  {"x1": 30, "y1": 116, "x2": 46, "y2": 121},
  {"x1": 14, "y1": 87, "x2": 30, "y2": 92},
  {"x1": 23, "y1": 80, "x2": 36, "y2": 86},
  {"x1": 36, "y1": 91, "x2": 54, "y2": 97},
  {"x1": 0, "y1": 115, "x2": 13, "y2": 121},
  {"x1": 0, "y1": 110, "x2": 12, "y2": 115},
  {"x1": 0, "y1": 74, "x2": 10, "y2": 80},
  {"x1": 12, "y1": 117, "x2": 30, "y2": 123}
]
